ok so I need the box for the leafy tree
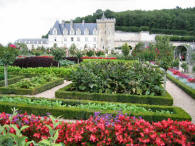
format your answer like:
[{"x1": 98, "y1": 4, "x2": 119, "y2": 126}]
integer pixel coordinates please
[
  {"x1": 121, "y1": 43, "x2": 130, "y2": 57},
  {"x1": 0, "y1": 44, "x2": 19, "y2": 86},
  {"x1": 74, "y1": 49, "x2": 83, "y2": 63},
  {"x1": 50, "y1": 48, "x2": 66, "y2": 67},
  {"x1": 16, "y1": 43, "x2": 29, "y2": 55},
  {"x1": 69, "y1": 44, "x2": 77, "y2": 56}
]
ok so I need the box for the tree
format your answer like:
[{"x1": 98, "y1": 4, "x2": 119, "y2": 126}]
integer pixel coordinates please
[
  {"x1": 69, "y1": 44, "x2": 77, "y2": 56},
  {"x1": 16, "y1": 43, "x2": 29, "y2": 55},
  {"x1": 121, "y1": 43, "x2": 130, "y2": 57},
  {"x1": 74, "y1": 49, "x2": 83, "y2": 63},
  {"x1": 0, "y1": 44, "x2": 19, "y2": 87},
  {"x1": 50, "y1": 47, "x2": 66, "y2": 67}
]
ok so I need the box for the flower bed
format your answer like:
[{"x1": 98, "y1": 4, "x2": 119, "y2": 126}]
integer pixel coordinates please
[
  {"x1": 81, "y1": 56, "x2": 117, "y2": 59},
  {"x1": 0, "y1": 76, "x2": 64, "y2": 95},
  {"x1": 168, "y1": 68, "x2": 195, "y2": 99},
  {"x1": 0, "y1": 95, "x2": 190, "y2": 121},
  {"x1": 0, "y1": 112, "x2": 194, "y2": 145},
  {"x1": 55, "y1": 83, "x2": 173, "y2": 105}
]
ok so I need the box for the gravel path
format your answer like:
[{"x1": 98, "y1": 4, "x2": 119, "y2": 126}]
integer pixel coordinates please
[
  {"x1": 29, "y1": 80, "x2": 72, "y2": 98},
  {"x1": 166, "y1": 80, "x2": 195, "y2": 123}
]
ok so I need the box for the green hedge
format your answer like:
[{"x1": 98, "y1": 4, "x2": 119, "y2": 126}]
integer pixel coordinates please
[
  {"x1": 0, "y1": 78, "x2": 64, "y2": 95},
  {"x1": 0, "y1": 95, "x2": 191, "y2": 122},
  {"x1": 0, "y1": 76, "x2": 24, "y2": 87},
  {"x1": 167, "y1": 74, "x2": 195, "y2": 99},
  {"x1": 55, "y1": 84, "x2": 173, "y2": 106},
  {"x1": 0, "y1": 66, "x2": 74, "y2": 79}
]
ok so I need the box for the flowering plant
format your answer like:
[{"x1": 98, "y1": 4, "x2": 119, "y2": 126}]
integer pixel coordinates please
[{"x1": 0, "y1": 111, "x2": 194, "y2": 145}]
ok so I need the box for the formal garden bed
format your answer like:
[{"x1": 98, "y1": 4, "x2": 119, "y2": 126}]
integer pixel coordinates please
[
  {"x1": 167, "y1": 68, "x2": 195, "y2": 99},
  {"x1": 56, "y1": 61, "x2": 173, "y2": 105},
  {"x1": 0, "y1": 95, "x2": 191, "y2": 121},
  {"x1": 0, "y1": 75, "x2": 64, "y2": 95},
  {"x1": 0, "y1": 74, "x2": 24, "y2": 87},
  {"x1": 56, "y1": 83, "x2": 173, "y2": 105}
]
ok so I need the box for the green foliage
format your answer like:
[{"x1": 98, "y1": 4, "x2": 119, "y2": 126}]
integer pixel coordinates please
[
  {"x1": 16, "y1": 43, "x2": 29, "y2": 55},
  {"x1": 0, "y1": 96, "x2": 173, "y2": 114},
  {"x1": 0, "y1": 76, "x2": 24, "y2": 87},
  {"x1": 73, "y1": 8, "x2": 195, "y2": 36},
  {"x1": 85, "y1": 49, "x2": 95, "y2": 57},
  {"x1": 69, "y1": 44, "x2": 77, "y2": 56},
  {"x1": 181, "y1": 62, "x2": 188, "y2": 72},
  {"x1": 0, "y1": 78, "x2": 64, "y2": 95},
  {"x1": 193, "y1": 66, "x2": 195, "y2": 73},
  {"x1": 0, "y1": 95, "x2": 190, "y2": 122},
  {"x1": 70, "y1": 61, "x2": 164, "y2": 95},
  {"x1": 171, "y1": 59, "x2": 179, "y2": 68},
  {"x1": 56, "y1": 83, "x2": 173, "y2": 105},
  {"x1": 167, "y1": 74, "x2": 195, "y2": 99},
  {"x1": 121, "y1": 43, "x2": 130, "y2": 57},
  {"x1": 96, "y1": 50, "x2": 105, "y2": 56},
  {"x1": 9, "y1": 75, "x2": 58, "y2": 89},
  {"x1": 50, "y1": 48, "x2": 66, "y2": 63},
  {"x1": 0, "y1": 45, "x2": 19, "y2": 65},
  {"x1": 0, "y1": 66, "x2": 73, "y2": 79},
  {"x1": 168, "y1": 35, "x2": 195, "y2": 42},
  {"x1": 59, "y1": 60, "x2": 75, "y2": 67}
]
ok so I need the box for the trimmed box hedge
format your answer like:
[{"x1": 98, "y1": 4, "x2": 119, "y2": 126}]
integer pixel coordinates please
[
  {"x1": 167, "y1": 74, "x2": 195, "y2": 99},
  {"x1": 55, "y1": 84, "x2": 173, "y2": 106},
  {"x1": 0, "y1": 95, "x2": 191, "y2": 122},
  {"x1": 0, "y1": 76, "x2": 24, "y2": 87},
  {"x1": 0, "y1": 78, "x2": 64, "y2": 95}
]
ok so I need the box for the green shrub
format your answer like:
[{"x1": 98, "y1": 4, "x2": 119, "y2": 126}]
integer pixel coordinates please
[
  {"x1": 193, "y1": 66, "x2": 195, "y2": 73},
  {"x1": 167, "y1": 74, "x2": 195, "y2": 99},
  {"x1": 55, "y1": 83, "x2": 173, "y2": 106},
  {"x1": 59, "y1": 60, "x2": 75, "y2": 67},
  {"x1": 0, "y1": 66, "x2": 73, "y2": 79},
  {"x1": 0, "y1": 78, "x2": 64, "y2": 95},
  {"x1": 0, "y1": 76, "x2": 24, "y2": 87},
  {"x1": 70, "y1": 61, "x2": 164, "y2": 96},
  {"x1": 0, "y1": 95, "x2": 190, "y2": 122}
]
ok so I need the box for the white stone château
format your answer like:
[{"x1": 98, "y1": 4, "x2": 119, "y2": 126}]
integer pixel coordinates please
[{"x1": 16, "y1": 14, "x2": 116, "y2": 50}]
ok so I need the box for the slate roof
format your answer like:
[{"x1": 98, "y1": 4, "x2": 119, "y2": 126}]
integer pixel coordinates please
[
  {"x1": 16, "y1": 38, "x2": 48, "y2": 44},
  {"x1": 49, "y1": 20, "x2": 97, "y2": 35}
]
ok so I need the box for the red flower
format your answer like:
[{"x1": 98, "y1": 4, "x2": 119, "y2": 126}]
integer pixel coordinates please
[{"x1": 9, "y1": 44, "x2": 17, "y2": 48}]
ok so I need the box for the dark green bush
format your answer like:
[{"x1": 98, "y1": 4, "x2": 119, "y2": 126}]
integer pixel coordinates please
[
  {"x1": 70, "y1": 61, "x2": 164, "y2": 96},
  {"x1": 0, "y1": 76, "x2": 24, "y2": 87},
  {"x1": 55, "y1": 83, "x2": 173, "y2": 106},
  {"x1": 0, "y1": 95, "x2": 190, "y2": 122}
]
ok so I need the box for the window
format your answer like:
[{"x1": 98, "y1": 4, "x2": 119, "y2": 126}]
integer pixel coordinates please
[
  {"x1": 71, "y1": 37, "x2": 74, "y2": 42},
  {"x1": 93, "y1": 37, "x2": 96, "y2": 42},
  {"x1": 64, "y1": 38, "x2": 67, "y2": 41},
  {"x1": 93, "y1": 44, "x2": 96, "y2": 48},
  {"x1": 76, "y1": 29, "x2": 81, "y2": 35},
  {"x1": 77, "y1": 37, "x2": 80, "y2": 41},
  {"x1": 84, "y1": 28, "x2": 89, "y2": 35},
  {"x1": 54, "y1": 38, "x2": 56, "y2": 42},
  {"x1": 85, "y1": 37, "x2": 88, "y2": 42},
  {"x1": 53, "y1": 29, "x2": 57, "y2": 35}
]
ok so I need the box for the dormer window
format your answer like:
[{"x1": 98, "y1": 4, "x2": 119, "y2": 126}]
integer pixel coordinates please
[
  {"x1": 84, "y1": 28, "x2": 89, "y2": 35},
  {"x1": 76, "y1": 28, "x2": 81, "y2": 35},
  {"x1": 53, "y1": 28, "x2": 57, "y2": 35},
  {"x1": 93, "y1": 29, "x2": 97, "y2": 35},
  {"x1": 70, "y1": 29, "x2": 75, "y2": 35}
]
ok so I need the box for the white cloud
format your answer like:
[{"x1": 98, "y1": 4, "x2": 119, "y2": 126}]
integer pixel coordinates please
[{"x1": 0, "y1": 0, "x2": 194, "y2": 45}]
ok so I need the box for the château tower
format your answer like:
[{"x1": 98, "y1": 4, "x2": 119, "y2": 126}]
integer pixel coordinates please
[{"x1": 96, "y1": 13, "x2": 116, "y2": 50}]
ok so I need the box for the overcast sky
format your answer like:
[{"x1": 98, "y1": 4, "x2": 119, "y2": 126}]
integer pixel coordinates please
[{"x1": 0, "y1": 0, "x2": 194, "y2": 45}]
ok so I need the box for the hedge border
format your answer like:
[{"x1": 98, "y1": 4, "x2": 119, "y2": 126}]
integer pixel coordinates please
[
  {"x1": 55, "y1": 84, "x2": 173, "y2": 106},
  {"x1": 0, "y1": 76, "x2": 24, "y2": 87},
  {"x1": 0, "y1": 95, "x2": 191, "y2": 122},
  {"x1": 0, "y1": 78, "x2": 64, "y2": 95},
  {"x1": 167, "y1": 74, "x2": 195, "y2": 99}
]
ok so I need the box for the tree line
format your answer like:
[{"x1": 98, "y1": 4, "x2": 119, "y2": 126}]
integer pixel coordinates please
[{"x1": 73, "y1": 7, "x2": 195, "y2": 36}]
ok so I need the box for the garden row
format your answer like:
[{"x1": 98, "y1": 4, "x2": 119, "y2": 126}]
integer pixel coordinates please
[{"x1": 167, "y1": 68, "x2": 195, "y2": 99}]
